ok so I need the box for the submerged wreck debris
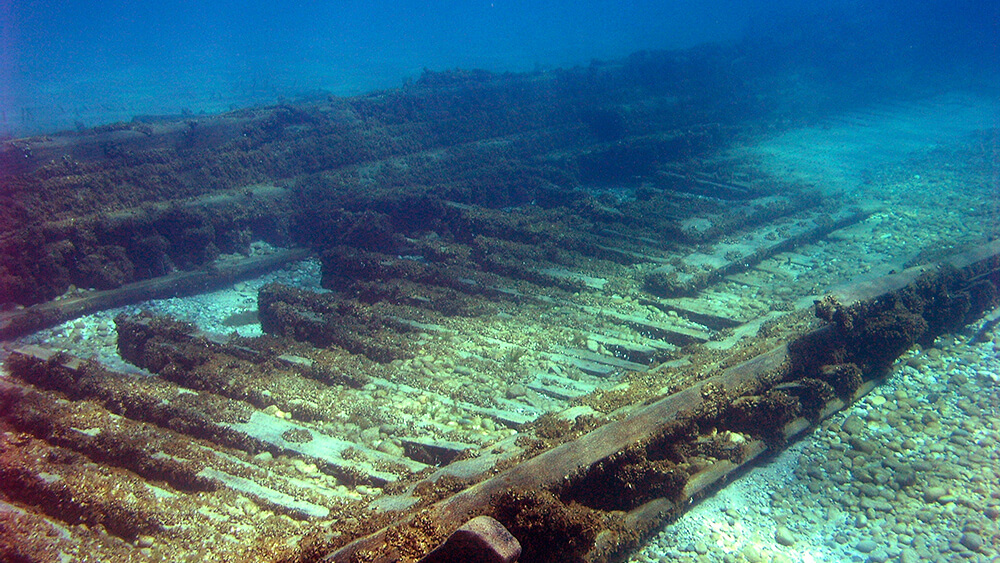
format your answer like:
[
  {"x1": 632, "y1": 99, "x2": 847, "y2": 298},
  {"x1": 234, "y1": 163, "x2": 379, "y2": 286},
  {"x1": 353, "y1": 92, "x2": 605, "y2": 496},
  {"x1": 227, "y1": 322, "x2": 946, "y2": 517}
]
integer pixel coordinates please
[
  {"x1": 1, "y1": 242, "x2": 996, "y2": 562},
  {"x1": 308, "y1": 244, "x2": 999, "y2": 563},
  {"x1": 2, "y1": 44, "x2": 804, "y2": 315},
  {"x1": 1, "y1": 47, "x2": 999, "y2": 563}
]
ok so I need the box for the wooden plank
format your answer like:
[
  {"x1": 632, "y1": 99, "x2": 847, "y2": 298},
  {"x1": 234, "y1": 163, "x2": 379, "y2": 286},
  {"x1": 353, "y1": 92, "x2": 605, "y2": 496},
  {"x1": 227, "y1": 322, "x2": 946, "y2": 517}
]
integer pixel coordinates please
[
  {"x1": 0, "y1": 114, "x2": 253, "y2": 178},
  {"x1": 223, "y1": 412, "x2": 427, "y2": 482},
  {"x1": 571, "y1": 303, "x2": 713, "y2": 344},
  {"x1": 654, "y1": 296, "x2": 744, "y2": 329},
  {"x1": 554, "y1": 347, "x2": 648, "y2": 372},
  {"x1": 0, "y1": 247, "x2": 312, "y2": 340},
  {"x1": 527, "y1": 372, "x2": 598, "y2": 400},
  {"x1": 7, "y1": 345, "x2": 425, "y2": 486},
  {"x1": 656, "y1": 170, "x2": 758, "y2": 200},
  {"x1": 197, "y1": 467, "x2": 331, "y2": 519},
  {"x1": 365, "y1": 376, "x2": 544, "y2": 428},
  {"x1": 534, "y1": 267, "x2": 608, "y2": 290},
  {"x1": 645, "y1": 206, "x2": 869, "y2": 296},
  {"x1": 585, "y1": 332, "x2": 674, "y2": 364}
]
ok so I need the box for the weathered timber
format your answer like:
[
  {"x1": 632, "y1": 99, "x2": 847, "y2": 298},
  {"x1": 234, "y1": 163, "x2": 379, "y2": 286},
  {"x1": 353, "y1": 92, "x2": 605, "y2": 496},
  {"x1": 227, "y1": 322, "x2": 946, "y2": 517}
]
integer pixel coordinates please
[
  {"x1": 320, "y1": 240, "x2": 1000, "y2": 563},
  {"x1": 0, "y1": 247, "x2": 311, "y2": 341},
  {"x1": 3, "y1": 49, "x2": 764, "y2": 309},
  {"x1": 6, "y1": 344, "x2": 423, "y2": 487},
  {"x1": 645, "y1": 206, "x2": 870, "y2": 296}
]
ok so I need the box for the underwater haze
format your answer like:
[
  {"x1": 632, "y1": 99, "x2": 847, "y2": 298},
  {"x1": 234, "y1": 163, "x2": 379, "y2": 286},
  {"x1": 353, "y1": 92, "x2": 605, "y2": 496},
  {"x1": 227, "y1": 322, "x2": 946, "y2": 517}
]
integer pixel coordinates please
[
  {"x1": 2, "y1": 0, "x2": 997, "y2": 138},
  {"x1": 4, "y1": 0, "x2": 1000, "y2": 561}
]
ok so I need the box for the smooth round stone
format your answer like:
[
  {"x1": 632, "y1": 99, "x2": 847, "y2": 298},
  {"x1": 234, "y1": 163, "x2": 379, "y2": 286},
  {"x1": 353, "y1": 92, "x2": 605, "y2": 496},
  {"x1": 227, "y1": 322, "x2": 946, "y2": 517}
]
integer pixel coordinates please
[
  {"x1": 849, "y1": 437, "x2": 877, "y2": 455},
  {"x1": 360, "y1": 426, "x2": 381, "y2": 443},
  {"x1": 505, "y1": 384, "x2": 528, "y2": 399},
  {"x1": 923, "y1": 486, "x2": 947, "y2": 503},
  {"x1": 377, "y1": 440, "x2": 404, "y2": 457},
  {"x1": 741, "y1": 543, "x2": 763, "y2": 561},
  {"x1": 893, "y1": 467, "x2": 917, "y2": 488},
  {"x1": 959, "y1": 532, "x2": 984, "y2": 552},
  {"x1": 830, "y1": 471, "x2": 851, "y2": 485},
  {"x1": 842, "y1": 414, "x2": 866, "y2": 435},
  {"x1": 856, "y1": 539, "x2": 878, "y2": 553},
  {"x1": 859, "y1": 483, "x2": 881, "y2": 498},
  {"x1": 775, "y1": 526, "x2": 796, "y2": 547}
]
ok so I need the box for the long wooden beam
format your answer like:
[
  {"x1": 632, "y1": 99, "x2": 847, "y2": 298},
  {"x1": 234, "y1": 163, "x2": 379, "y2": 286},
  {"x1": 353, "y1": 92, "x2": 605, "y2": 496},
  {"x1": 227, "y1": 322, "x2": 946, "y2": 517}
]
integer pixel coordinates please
[{"x1": 0, "y1": 247, "x2": 311, "y2": 341}]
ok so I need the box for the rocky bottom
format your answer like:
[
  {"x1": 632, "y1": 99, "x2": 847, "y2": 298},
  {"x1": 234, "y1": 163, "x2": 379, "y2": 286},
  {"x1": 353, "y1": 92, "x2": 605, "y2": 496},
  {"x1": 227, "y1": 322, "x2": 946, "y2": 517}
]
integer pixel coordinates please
[{"x1": 630, "y1": 323, "x2": 1000, "y2": 563}]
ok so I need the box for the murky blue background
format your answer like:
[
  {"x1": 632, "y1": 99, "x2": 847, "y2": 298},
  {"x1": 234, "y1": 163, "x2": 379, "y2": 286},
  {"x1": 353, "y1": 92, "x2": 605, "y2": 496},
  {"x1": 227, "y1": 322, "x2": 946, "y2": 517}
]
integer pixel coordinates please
[{"x1": 2, "y1": 0, "x2": 997, "y2": 137}]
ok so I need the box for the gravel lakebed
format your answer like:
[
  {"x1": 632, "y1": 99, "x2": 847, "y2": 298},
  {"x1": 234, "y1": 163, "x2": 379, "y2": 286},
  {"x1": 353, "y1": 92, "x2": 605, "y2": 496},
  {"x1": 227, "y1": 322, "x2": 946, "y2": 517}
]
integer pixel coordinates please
[{"x1": 631, "y1": 324, "x2": 1000, "y2": 563}]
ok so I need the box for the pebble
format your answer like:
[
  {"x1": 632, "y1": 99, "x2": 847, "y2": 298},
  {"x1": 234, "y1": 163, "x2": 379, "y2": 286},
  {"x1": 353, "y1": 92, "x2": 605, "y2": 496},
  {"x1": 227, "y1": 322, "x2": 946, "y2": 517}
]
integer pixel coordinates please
[
  {"x1": 893, "y1": 467, "x2": 916, "y2": 488},
  {"x1": 377, "y1": 440, "x2": 404, "y2": 457},
  {"x1": 923, "y1": 486, "x2": 947, "y2": 503},
  {"x1": 360, "y1": 426, "x2": 381, "y2": 444},
  {"x1": 505, "y1": 384, "x2": 528, "y2": 399},
  {"x1": 292, "y1": 459, "x2": 318, "y2": 475},
  {"x1": 868, "y1": 549, "x2": 889, "y2": 563},
  {"x1": 959, "y1": 532, "x2": 983, "y2": 552},
  {"x1": 740, "y1": 545, "x2": 762, "y2": 563},
  {"x1": 842, "y1": 414, "x2": 866, "y2": 435},
  {"x1": 859, "y1": 498, "x2": 893, "y2": 512},
  {"x1": 263, "y1": 405, "x2": 290, "y2": 419},
  {"x1": 855, "y1": 539, "x2": 877, "y2": 553},
  {"x1": 775, "y1": 526, "x2": 795, "y2": 547},
  {"x1": 848, "y1": 437, "x2": 876, "y2": 454}
]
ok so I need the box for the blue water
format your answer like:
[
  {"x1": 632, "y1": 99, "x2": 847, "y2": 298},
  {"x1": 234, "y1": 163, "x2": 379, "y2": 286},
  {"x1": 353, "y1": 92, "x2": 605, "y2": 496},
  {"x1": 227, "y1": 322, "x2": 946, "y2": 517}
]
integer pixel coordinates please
[{"x1": 1, "y1": 0, "x2": 998, "y2": 138}]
